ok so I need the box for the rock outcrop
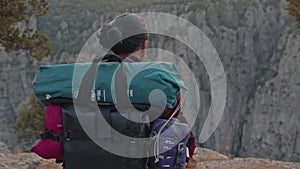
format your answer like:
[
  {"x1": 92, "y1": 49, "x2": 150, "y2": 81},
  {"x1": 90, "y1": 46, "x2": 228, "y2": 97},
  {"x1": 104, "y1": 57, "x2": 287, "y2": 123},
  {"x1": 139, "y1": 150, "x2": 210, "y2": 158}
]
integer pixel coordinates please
[
  {"x1": 186, "y1": 148, "x2": 300, "y2": 169},
  {"x1": 0, "y1": 141, "x2": 61, "y2": 169}
]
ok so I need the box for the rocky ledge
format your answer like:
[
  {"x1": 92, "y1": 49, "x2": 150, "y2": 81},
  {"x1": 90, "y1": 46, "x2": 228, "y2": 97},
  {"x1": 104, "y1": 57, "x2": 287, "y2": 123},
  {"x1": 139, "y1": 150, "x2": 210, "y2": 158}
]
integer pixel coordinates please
[{"x1": 0, "y1": 142, "x2": 299, "y2": 169}]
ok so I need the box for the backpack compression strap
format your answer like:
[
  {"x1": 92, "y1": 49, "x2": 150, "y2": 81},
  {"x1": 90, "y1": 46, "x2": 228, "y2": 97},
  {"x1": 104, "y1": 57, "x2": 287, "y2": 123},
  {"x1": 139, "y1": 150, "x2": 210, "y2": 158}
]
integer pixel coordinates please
[
  {"x1": 40, "y1": 129, "x2": 64, "y2": 142},
  {"x1": 174, "y1": 142, "x2": 185, "y2": 169},
  {"x1": 77, "y1": 54, "x2": 126, "y2": 105},
  {"x1": 75, "y1": 54, "x2": 126, "y2": 139},
  {"x1": 173, "y1": 120, "x2": 188, "y2": 169},
  {"x1": 76, "y1": 57, "x2": 100, "y2": 106}
]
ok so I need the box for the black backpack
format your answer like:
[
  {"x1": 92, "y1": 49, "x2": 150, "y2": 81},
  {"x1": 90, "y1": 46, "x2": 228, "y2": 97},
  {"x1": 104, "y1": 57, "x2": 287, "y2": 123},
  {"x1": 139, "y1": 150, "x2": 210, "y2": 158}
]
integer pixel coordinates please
[
  {"x1": 37, "y1": 55, "x2": 188, "y2": 169},
  {"x1": 61, "y1": 105, "x2": 150, "y2": 169},
  {"x1": 62, "y1": 55, "x2": 151, "y2": 169}
]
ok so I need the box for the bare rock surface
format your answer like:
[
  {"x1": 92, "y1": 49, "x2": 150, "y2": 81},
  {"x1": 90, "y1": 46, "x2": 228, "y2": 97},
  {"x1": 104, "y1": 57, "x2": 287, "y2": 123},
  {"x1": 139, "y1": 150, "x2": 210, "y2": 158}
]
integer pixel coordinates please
[
  {"x1": 1, "y1": 146, "x2": 299, "y2": 169},
  {"x1": 186, "y1": 148, "x2": 300, "y2": 169}
]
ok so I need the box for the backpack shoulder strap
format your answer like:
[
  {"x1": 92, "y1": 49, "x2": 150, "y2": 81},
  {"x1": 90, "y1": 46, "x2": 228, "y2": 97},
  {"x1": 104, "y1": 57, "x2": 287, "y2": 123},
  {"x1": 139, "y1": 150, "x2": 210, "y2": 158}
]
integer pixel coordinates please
[{"x1": 102, "y1": 54, "x2": 125, "y2": 62}]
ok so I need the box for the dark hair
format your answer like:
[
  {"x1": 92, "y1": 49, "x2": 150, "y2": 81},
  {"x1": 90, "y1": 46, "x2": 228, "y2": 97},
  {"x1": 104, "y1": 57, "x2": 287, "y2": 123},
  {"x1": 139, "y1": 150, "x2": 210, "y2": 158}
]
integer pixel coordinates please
[{"x1": 97, "y1": 13, "x2": 148, "y2": 54}]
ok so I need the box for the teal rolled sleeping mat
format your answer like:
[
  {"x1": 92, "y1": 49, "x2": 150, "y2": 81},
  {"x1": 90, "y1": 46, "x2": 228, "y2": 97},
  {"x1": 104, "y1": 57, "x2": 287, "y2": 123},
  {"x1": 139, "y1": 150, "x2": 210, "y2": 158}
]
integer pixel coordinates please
[{"x1": 33, "y1": 62, "x2": 187, "y2": 108}]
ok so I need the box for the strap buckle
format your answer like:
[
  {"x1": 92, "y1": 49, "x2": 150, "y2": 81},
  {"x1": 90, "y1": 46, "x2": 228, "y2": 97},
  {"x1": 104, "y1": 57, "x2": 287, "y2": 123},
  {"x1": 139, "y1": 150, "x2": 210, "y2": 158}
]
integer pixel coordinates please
[
  {"x1": 178, "y1": 142, "x2": 185, "y2": 152},
  {"x1": 64, "y1": 131, "x2": 71, "y2": 141},
  {"x1": 50, "y1": 132, "x2": 60, "y2": 142},
  {"x1": 40, "y1": 131, "x2": 64, "y2": 142}
]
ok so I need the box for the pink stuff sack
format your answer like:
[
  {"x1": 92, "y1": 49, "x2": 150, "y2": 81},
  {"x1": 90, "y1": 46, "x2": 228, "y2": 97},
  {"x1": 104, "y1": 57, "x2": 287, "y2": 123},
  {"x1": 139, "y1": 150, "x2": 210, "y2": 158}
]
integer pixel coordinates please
[{"x1": 31, "y1": 104, "x2": 64, "y2": 160}]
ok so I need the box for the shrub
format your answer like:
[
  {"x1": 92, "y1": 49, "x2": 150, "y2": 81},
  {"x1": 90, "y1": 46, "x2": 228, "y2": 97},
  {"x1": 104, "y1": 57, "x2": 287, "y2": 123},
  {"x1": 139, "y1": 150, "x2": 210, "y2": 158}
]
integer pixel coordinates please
[{"x1": 13, "y1": 92, "x2": 45, "y2": 140}]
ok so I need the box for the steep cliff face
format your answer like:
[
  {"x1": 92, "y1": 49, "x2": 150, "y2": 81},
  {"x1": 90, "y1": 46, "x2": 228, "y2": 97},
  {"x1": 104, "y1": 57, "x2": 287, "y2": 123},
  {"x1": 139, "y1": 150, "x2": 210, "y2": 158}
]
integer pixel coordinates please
[
  {"x1": 241, "y1": 21, "x2": 300, "y2": 161},
  {"x1": 187, "y1": 0, "x2": 300, "y2": 162},
  {"x1": 0, "y1": 0, "x2": 299, "y2": 162},
  {"x1": 0, "y1": 50, "x2": 37, "y2": 148},
  {"x1": 134, "y1": 0, "x2": 300, "y2": 162}
]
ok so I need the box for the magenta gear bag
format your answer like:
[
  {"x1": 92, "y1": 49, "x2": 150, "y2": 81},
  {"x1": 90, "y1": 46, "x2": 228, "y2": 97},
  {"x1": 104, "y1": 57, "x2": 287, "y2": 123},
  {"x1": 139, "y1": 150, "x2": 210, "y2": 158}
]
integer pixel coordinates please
[{"x1": 31, "y1": 104, "x2": 64, "y2": 160}]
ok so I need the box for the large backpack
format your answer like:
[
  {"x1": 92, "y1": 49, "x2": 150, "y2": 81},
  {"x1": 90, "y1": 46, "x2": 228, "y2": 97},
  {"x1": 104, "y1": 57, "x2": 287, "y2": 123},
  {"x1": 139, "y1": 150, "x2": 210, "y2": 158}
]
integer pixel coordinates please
[{"x1": 32, "y1": 55, "x2": 188, "y2": 169}]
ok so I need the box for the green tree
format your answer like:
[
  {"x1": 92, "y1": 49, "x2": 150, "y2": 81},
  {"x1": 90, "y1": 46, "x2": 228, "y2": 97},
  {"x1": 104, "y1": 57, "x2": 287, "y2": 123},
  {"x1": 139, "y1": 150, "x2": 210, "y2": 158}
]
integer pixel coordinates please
[
  {"x1": 286, "y1": 0, "x2": 300, "y2": 26},
  {"x1": 0, "y1": 0, "x2": 50, "y2": 60},
  {"x1": 13, "y1": 92, "x2": 45, "y2": 140}
]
